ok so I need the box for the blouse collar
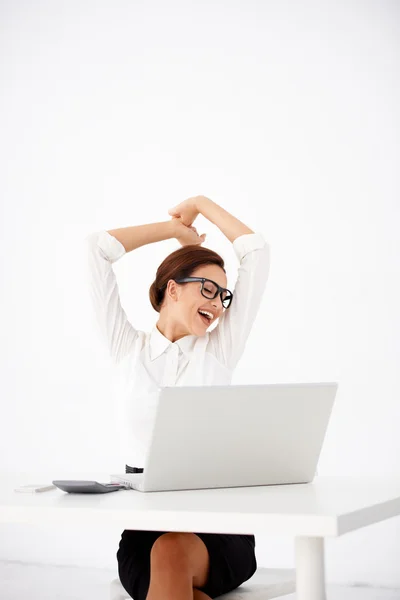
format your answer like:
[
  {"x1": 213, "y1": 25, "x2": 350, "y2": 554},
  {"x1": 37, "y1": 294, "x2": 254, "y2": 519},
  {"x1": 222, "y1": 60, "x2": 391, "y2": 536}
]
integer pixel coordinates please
[{"x1": 149, "y1": 324, "x2": 198, "y2": 361}]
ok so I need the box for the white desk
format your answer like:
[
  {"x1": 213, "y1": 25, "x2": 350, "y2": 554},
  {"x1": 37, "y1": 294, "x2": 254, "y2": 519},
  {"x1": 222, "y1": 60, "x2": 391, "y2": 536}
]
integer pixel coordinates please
[{"x1": 1, "y1": 473, "x2": 400, "y2": 600}]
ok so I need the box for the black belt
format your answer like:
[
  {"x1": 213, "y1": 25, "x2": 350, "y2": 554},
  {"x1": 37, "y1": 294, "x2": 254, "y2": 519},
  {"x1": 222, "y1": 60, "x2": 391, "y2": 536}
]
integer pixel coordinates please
[{"x1": 126, "y1": 464, "x2": 144, "y2": 474}]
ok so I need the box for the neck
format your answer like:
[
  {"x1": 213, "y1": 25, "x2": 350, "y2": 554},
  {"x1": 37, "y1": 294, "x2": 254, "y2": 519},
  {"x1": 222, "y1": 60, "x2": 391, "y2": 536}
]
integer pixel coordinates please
[{"x1": 156, "y1": 319, "x2": 188, "y2": 343}]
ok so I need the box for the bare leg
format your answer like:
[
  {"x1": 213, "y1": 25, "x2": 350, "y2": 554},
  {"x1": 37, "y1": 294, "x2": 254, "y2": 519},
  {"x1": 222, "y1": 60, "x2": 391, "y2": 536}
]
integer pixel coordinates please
[
  {"x1": 146, "y1": 533, "x2": 210, "y2": 600},
  {"x1": 146, "y1": 563, "x2": 193, "y2": 600},
  {"x1": 193, "y1": 589, "x2": 212, "y2": 600}
]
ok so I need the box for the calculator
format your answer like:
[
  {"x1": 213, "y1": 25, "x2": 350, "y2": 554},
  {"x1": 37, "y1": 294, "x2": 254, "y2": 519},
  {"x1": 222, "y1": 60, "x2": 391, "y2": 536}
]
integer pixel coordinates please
[{"x1": 52, "y1": 480, "x2": 129, "y2": 493}]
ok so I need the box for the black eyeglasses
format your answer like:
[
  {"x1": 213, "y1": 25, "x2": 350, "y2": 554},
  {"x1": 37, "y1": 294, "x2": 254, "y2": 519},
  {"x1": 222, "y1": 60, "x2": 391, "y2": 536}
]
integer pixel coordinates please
[{"x1": 173, "y1": 277, "x2": 233, "y2": 309}]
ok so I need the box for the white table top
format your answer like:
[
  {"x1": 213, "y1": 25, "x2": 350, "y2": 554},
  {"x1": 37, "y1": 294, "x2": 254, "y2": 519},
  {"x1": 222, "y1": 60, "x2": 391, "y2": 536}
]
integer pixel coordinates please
[{"x1": 1, "y1": 473, "x2": 400, "y2": 537}]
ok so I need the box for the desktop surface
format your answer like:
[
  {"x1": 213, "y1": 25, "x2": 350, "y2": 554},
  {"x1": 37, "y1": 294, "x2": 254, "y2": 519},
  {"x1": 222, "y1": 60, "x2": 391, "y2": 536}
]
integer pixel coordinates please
[{"x1": 1, "y1": 472, "x2": 400, "y2": 537}]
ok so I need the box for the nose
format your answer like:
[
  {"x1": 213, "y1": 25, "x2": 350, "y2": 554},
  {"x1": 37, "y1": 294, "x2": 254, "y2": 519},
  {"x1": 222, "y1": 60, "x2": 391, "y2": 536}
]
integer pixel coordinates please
[{"x1": 211, "y1": 297, "x2": 221, "y2": 312}]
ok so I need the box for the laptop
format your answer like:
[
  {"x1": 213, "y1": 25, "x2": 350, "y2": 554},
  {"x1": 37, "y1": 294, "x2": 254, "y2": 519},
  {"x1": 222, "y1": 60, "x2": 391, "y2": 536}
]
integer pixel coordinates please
[{"x1": 110, "y1": 382, "x2": 338, "y2": 492}]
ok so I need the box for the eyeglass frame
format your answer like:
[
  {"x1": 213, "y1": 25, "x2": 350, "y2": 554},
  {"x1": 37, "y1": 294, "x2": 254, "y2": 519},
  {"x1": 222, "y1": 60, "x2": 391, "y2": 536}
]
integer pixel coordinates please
[{"x1": 172, "y1": 277, "x2": 233, "y2": 309}]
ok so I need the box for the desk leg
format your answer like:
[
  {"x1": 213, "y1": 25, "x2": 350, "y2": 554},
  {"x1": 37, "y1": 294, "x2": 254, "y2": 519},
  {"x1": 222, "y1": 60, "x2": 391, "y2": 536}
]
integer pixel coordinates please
[{"x1": 295, "y1": 536, "x2": 326, "y2": 600}]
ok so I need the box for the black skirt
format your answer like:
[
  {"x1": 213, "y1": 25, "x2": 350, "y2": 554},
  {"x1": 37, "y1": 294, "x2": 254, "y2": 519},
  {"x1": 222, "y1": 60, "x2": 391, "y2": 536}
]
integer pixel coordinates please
[{"x1": 116, "y1": 466, "x2": 257, "y2": 600}]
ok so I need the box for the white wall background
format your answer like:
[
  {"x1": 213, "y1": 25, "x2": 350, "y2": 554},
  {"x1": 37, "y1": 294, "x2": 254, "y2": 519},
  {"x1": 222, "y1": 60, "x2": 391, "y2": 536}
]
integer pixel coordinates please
[{"x1": 0, "y1": 0, "x2": 399, "y2": 589}]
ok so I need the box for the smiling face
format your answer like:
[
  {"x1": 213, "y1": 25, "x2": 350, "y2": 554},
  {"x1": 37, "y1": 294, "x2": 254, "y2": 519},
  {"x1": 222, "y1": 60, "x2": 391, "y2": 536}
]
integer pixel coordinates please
[{"x1": 157, "y1": 263, "x2": 228, "y2": 340}]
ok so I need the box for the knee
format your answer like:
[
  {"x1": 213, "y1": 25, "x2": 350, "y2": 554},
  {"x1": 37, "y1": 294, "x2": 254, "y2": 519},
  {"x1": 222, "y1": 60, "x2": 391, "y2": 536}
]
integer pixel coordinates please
[{"x1": 150, "y1": 532, "x2": 191, "y2": 568}]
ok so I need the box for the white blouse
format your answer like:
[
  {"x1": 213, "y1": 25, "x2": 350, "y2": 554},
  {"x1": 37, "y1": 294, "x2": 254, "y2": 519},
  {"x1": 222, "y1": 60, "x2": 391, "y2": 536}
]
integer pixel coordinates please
[{"x1": 85, "y1": 229, "x2": 271, "y2": 468}]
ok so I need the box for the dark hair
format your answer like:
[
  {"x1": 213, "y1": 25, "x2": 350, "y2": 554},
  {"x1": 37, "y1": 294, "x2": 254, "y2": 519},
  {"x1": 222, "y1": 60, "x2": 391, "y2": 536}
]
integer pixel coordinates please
[{"x1": 149, "y1": 244, "x2": 226, "y2": 313}]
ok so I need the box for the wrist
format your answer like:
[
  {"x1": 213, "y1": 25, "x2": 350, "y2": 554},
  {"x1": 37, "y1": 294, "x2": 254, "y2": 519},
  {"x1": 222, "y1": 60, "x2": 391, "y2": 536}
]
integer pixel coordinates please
[{"x1": 167, "y1": 218, "x2": 179, "y2": 239}]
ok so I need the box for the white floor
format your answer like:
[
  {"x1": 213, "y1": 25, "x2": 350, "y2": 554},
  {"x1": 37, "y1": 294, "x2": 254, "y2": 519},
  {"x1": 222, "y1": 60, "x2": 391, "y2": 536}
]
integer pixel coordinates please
[{"x1": 0, "y1": 561, "x2": 400, "y2": 600}]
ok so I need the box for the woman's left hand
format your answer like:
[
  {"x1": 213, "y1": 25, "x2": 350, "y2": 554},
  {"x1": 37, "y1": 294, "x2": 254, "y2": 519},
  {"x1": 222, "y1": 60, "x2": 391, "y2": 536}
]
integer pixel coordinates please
[{"x1": 168, "y1": 196, "x2": 208, "y2": 226}]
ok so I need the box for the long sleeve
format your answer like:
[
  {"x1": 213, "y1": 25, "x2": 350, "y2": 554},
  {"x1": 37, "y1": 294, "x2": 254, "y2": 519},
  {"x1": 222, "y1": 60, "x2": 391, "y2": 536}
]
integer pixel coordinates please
[
  {"x1": 206, "y1": 232, "x2": 271, "y2": 370},
  {"x1": 85, "y1": 230, "x2": 140, "y2": 365}
]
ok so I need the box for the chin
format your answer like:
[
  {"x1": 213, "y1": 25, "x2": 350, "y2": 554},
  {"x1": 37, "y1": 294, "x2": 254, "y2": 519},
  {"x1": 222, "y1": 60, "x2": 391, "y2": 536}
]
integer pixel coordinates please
[{"x1": 191, "y1": 324, "x2": 207, "y2": 336}]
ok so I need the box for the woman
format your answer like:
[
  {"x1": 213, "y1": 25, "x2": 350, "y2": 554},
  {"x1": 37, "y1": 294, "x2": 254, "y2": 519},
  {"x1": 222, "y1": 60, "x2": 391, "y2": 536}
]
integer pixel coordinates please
[{"x1": 86, "y1": 195, "x2": 271, "y2": 600}]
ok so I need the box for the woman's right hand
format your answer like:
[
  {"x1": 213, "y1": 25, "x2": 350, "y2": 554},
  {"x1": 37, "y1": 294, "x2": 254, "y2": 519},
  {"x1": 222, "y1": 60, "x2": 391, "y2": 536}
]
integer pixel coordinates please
[{"x1": 172, "y1": 217, "x2": 206, "y2": 247}]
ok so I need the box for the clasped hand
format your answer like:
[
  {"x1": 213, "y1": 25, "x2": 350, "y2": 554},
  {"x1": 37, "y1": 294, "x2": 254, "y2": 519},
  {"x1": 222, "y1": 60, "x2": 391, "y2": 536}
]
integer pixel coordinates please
[{"x1": 169, "y1": 195, "x2": 209, "y2": 247}]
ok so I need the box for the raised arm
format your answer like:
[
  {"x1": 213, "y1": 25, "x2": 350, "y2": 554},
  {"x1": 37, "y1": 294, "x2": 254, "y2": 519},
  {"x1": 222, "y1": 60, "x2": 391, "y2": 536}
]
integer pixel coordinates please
[
  {"x1": 195, "y1": 196, "x2": 254, "y2": 242},
  {"x1": 107, "y1": 220, "x2": 177, "y2": 253},
  {"x1": 169, "y1": 196, "x2": 271, "y2": 370},
  {"x1": 201, "y1": 198, "x2": 270, "y2": 369},
  {"x1": 85, "y1": 220, "x2": 177, "y2": 364}
]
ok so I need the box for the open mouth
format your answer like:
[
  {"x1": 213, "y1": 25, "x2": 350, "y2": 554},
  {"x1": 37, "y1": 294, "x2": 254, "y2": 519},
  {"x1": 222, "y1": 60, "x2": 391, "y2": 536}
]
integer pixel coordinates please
[{"x1": 198, "y1": 311, "x2": 211, "y2": 326}]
